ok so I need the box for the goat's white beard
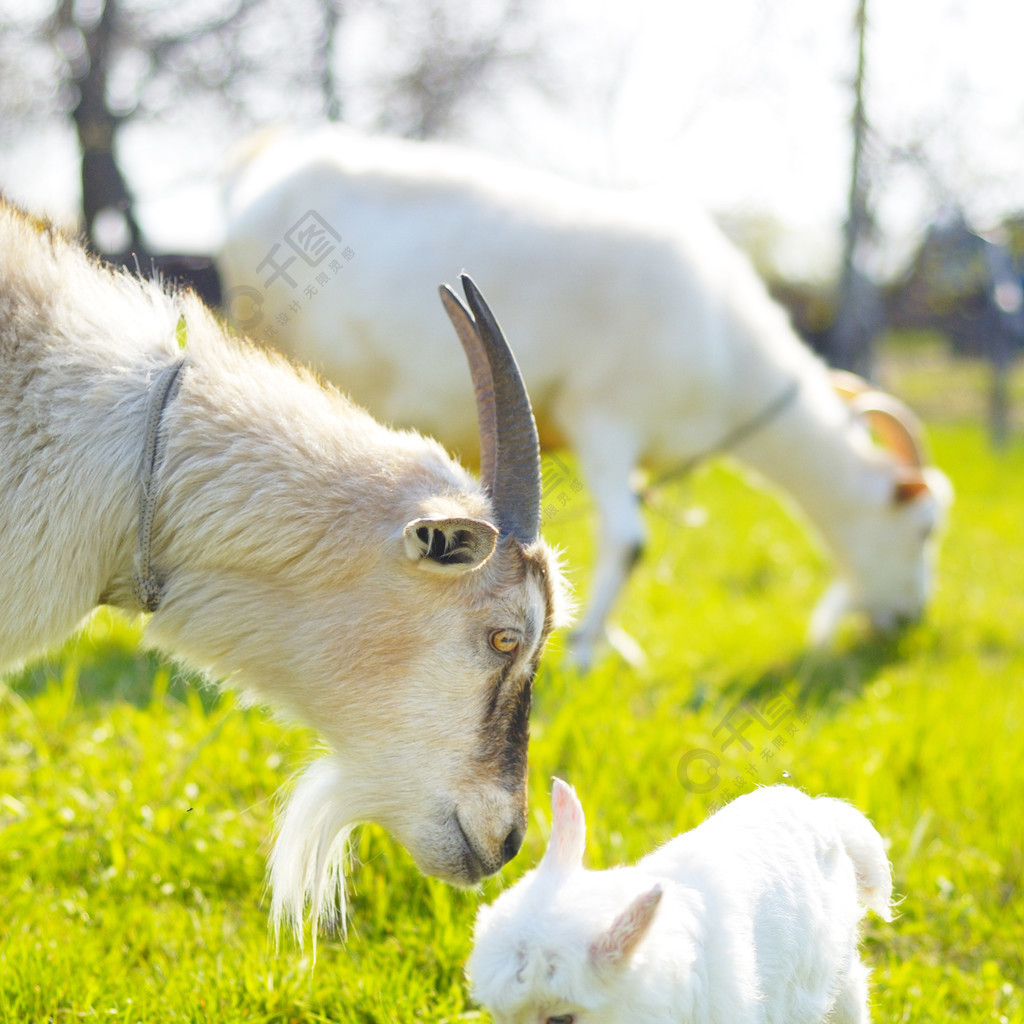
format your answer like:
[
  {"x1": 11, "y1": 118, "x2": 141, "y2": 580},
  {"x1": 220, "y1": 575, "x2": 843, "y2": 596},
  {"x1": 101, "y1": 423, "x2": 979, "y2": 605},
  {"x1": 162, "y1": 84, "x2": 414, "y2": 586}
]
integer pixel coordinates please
[{"x1": 269, "y1": 756, "x2": 356, "y2": 952}]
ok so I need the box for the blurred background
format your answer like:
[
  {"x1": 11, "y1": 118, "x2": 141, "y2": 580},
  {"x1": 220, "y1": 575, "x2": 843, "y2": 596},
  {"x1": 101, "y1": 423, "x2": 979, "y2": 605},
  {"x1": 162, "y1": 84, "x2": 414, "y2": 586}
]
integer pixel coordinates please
[{"x1": 1, "y1": 0, "x2": 1022, "y2": 439}]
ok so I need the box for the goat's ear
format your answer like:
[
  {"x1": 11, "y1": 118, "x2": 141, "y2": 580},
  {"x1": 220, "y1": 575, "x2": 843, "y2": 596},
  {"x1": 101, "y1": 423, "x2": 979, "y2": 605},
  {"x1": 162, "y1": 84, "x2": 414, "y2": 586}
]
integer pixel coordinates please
[
  {"x1": 403, "y1": 516, "x2": 499, "y2": 573},
  {"x1": 892, "y1": 471, "x2": 932, "y2": 505},
  {"x1": 540, "y1": 778, "x2": 586, "y2": 872},
  {"x1": 589, "y1": 885, "x2": 662, "y2": 974}
]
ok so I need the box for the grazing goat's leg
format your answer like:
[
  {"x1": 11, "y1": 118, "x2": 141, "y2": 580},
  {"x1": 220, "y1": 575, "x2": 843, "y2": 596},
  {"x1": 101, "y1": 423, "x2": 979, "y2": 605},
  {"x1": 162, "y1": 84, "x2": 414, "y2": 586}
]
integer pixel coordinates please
[{"x1": 566, "y1": 423, "x2": 645, "y2": 669}]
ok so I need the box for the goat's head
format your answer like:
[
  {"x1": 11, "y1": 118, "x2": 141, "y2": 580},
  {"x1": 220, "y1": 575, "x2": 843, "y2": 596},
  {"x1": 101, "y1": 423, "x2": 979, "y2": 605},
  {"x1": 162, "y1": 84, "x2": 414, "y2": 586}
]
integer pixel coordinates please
[
  {"x1": 468, "y1": 779, "x2": 663, "y2": 1024},
  {"x1": 254, "y1": 277, "x2": 571, "y2": 940},
  {"x1": 811, "y1": 373, "x2": 953, "y2": 642}
]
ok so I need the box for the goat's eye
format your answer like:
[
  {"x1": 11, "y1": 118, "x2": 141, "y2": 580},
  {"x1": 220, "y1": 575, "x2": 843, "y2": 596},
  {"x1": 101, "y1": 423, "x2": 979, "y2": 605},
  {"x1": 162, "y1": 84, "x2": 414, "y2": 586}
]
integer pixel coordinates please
[
  {"x1": 488, "y1": 628, "x2": 520, "y2": 656},
  {"x1": 547, "y1": 1016, "x2": 575, "y2": 1024}
]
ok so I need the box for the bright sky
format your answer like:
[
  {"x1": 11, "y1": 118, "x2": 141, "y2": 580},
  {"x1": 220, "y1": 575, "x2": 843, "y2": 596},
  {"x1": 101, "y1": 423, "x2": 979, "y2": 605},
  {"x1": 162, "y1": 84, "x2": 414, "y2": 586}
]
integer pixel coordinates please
[
  {"x1": 525, "y1": 0, "x2": 1024, "y2": 275},
  {"x1": 3, "y1": 0, "x2": 1022, "y2": 279}
]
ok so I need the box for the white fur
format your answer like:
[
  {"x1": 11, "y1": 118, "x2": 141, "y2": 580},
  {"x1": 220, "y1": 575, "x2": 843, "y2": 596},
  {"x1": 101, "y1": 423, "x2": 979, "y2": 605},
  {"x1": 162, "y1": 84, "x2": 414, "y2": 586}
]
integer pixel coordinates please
[
  {"x1": 219, "y1": 126, "x2": 952, "y2": 667},
  {"x1": 468, "y1": 782, "x2": 893, "y2": 1024},
  {"x1": 0, "y1": 200, "x2": 570, "y2": 939}
]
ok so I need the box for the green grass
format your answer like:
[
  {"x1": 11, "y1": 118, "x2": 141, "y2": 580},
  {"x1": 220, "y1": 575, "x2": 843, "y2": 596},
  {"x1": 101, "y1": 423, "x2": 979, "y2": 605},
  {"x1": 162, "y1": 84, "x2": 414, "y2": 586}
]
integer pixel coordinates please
[{"x1": 2, "y1": 345, "x2": 1023, "y2": 1022}]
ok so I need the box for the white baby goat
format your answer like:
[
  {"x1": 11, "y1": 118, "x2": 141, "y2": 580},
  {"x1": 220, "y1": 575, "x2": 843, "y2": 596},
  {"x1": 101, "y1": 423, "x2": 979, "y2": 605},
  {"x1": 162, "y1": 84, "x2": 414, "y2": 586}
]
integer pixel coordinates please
[
  {"x1": 219, "y1": 126, "x2": 952, "y2": 668},
  {"x1": 0, "y1": 200, "x2": 570, "y2": 938},
  {"x1": 469, "y1": 780, "x2": 893, "y2": 1024}
]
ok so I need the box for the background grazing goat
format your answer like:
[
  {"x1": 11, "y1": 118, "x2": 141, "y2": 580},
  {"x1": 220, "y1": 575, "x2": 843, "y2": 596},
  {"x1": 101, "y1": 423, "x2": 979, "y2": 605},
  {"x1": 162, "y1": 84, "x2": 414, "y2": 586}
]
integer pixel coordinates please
[
  {"x1": 0, "y1": 199, "x2": 570, "y2": 938},
  {"x1": 469, "y1": 780, "x2": 893, "y2": 1024},
  {"x1": 218, "y1": 126, "x2": 952, "y2": 668}
]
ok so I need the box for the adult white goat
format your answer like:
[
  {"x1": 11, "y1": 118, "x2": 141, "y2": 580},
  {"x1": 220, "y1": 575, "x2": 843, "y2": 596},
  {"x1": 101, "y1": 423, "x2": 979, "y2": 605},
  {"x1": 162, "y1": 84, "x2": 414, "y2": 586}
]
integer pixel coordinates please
[
  {"x1": 469, "y1": 780, "x2": 893, "y2": 1024},
  {"x1": 218, "y1": 127, "x2": 952, "y2": 667},
  {"x1": 0, "y1": 199, "x2": 570, "y2": 939}
]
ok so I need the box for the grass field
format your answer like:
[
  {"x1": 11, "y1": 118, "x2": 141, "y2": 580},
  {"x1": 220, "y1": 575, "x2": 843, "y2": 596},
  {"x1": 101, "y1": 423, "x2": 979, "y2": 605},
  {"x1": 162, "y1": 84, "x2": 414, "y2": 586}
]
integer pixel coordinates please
[{"x1": 1, "y1": 341, "x2": 1022, "y2": 1022}]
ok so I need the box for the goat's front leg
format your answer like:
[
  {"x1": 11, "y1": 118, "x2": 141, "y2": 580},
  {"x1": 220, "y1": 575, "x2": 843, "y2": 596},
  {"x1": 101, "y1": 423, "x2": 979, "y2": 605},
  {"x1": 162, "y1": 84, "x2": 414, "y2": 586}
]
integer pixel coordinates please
[{"x1": 565, "y1": 424, "x2": 645, "y2": 670}]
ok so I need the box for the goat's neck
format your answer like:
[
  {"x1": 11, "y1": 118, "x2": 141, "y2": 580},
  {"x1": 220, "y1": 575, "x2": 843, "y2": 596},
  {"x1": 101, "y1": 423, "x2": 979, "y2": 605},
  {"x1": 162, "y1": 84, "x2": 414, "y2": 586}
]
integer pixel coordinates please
[
  {"x1": 111, "y1": 345, "x2": 480, "y2": 713},
  {"x1": 98, "y1": 357, "x2": 199, "y2": 614},
  {"x1": 0, "y1": 347, "x2": 171, "y2": 668},
  {"x1": 726, "y1": 358, "x2": 884, "y2": 554}
]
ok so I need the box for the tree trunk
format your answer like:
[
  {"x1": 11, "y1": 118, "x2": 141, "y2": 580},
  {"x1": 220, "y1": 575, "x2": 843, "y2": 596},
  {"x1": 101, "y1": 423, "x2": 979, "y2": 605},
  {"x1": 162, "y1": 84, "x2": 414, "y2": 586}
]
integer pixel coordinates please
[
  {"x1": 830, "y1": 0, "x2": 876, "y2": 377},
  {"x1": 62, "y1": 0, "x2": 142, "y2": 251}
]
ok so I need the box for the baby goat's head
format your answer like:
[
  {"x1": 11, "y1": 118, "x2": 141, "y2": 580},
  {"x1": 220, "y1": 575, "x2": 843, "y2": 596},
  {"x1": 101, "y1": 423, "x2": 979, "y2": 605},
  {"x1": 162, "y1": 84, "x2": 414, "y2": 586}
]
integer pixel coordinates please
[{"x1": 468, "y1": 779, "x2": 664, "y2": 1024}]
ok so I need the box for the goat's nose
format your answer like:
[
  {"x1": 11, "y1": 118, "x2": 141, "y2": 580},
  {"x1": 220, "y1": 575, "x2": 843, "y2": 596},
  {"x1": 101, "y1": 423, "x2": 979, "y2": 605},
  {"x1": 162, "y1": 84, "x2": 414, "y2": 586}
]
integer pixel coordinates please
[{"x1": 501, "y1": 825, "x2": 525, "y2": 866}]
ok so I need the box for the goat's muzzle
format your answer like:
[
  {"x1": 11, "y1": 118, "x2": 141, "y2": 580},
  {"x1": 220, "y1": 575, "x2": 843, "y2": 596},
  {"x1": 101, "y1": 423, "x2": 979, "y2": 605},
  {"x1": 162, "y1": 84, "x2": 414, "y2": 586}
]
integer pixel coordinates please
[{"x1": 443, "y1": 802, "x2": 527, "y2": 885}]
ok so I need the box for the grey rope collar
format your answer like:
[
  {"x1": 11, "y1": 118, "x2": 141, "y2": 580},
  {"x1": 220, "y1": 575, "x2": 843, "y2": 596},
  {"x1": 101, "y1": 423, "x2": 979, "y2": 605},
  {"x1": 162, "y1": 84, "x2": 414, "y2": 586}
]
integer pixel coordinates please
[
  {"x1": 643, "y1": 378, "x2": 801, "y2": 494},
  {"x1": 133, "y1": 356, "x2": 188, "y2": 612}
]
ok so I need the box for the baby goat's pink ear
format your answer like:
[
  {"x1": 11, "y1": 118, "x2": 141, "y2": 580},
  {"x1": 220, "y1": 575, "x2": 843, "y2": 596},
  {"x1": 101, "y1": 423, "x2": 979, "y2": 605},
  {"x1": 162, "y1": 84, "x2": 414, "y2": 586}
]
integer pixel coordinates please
[
  {"x1": 589, "y1": 884, "x2": 662, "y2": 974},
  {"x1": 540, "y1": 778, "x2": 586, "y2": 872}
]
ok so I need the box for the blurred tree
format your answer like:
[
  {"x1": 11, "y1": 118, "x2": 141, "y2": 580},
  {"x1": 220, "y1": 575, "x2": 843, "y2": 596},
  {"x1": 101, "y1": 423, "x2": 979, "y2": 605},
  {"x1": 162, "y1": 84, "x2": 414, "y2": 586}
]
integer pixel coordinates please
[
  {"x1": 1, "y1": 0, "x2": 311, "y2": 250},
  {"x1": 56, "y1": 0, "x2": 142, "y2": 250},
  {"x1": 886, "y1": 208, "x2": 1023, "y2": 446},
  {"x1": 359, "y1": 0, "x2": 548, "y2": 139},
  {"x1": 0, "y1": 0, "x2": 552, "y2": 250},
  {"x1": 324, "y1": 0, "x2": 552, "y2": 141},
  {"x1": 0, "y1": 13, "x2": 61, "y2": 148},
  {"x1": 829, "y1": 0, "x2": 881, "y2": 377},
  {"x1": 319, "y1": 0, "x2": 345, "y2": 122}
]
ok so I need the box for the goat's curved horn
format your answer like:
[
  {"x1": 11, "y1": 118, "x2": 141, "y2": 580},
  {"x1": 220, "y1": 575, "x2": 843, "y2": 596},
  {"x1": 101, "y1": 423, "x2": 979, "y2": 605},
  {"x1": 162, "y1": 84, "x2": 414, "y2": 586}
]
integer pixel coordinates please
[
  {"x1": 439, "y1": 274, "x2": 541, "y2": 543},
  {"x1": 830, "y1": 368, "x2": 874, "y2": 402},
  {"x1": 849, "y1": 389, "x2": 926, "y2": 469}
]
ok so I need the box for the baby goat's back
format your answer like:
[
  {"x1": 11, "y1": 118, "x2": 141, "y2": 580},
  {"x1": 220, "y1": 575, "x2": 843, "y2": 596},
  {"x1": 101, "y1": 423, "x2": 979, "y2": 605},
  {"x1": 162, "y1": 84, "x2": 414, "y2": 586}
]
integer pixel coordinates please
[
  {"x1": 643, "y1": 785, "x2": 886, "y2": 913},
  {"x1": 640, "y1": 786, "x2": 890, "y2": 1022}
]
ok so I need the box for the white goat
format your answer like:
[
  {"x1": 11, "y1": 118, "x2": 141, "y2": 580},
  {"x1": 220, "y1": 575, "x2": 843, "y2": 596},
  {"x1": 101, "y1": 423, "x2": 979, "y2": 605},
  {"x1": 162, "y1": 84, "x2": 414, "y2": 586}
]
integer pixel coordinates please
[
  {"x1": 218, "y1": 126, "x2": 952, "y2": 667},
  {"x1": 469, "y1": 780, "x2": 893, "y2": 1024},
  {"x1": 0, "y1": 199, "x2": 570, "y2": 938}
]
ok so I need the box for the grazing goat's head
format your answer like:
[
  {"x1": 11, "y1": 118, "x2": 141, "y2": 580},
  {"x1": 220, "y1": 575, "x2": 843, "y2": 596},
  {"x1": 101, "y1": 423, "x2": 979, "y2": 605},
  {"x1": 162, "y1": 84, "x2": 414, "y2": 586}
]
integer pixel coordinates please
[
  {"x1": 258, "y1": 277, "x2": 571, "y2": 939},
  {"x1": 811, "y1": 371, "x2": 953, "y2": 642},
  {"x1": 0, "y1": 201, "x2": 567, "y2": 944}
]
